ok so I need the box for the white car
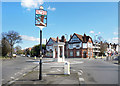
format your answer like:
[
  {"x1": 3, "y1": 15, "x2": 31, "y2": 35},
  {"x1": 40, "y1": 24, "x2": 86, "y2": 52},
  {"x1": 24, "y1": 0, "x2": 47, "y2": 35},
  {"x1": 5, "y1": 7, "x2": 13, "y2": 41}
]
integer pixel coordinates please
[
  {"x1": 21, "y1": 54, "x2": 25, "y2": 57},
  {"x1": 13, "y1": 54, "x2": 16, "y2": 57}
]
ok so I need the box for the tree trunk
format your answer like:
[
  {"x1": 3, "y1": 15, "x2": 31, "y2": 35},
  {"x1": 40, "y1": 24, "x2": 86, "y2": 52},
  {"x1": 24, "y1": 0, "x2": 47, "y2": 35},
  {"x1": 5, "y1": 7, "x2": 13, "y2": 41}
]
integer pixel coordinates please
[{"x1": 11, "y1": 45, "x2": 13, "y2": 58}]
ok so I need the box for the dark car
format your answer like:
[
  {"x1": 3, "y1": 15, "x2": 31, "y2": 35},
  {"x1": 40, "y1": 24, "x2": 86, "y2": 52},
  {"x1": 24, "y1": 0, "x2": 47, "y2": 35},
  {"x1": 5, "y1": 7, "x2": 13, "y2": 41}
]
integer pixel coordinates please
[
  {"x1": 114, "y1": 55, "x2": 120, "y2": 61},
  {"x1": 27, "y1": 55, "x2": 30, "y2": 57}
]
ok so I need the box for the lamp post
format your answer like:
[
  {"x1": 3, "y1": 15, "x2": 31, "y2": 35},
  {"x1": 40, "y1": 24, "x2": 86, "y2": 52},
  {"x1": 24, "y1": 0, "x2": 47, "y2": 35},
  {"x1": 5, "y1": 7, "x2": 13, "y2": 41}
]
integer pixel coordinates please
[
  {"x1": 65, "y1": 34, "x2": 68, "y2": 58},
  {"x1": 35, "y1": 6, "x2": 47, "y2": 80}
]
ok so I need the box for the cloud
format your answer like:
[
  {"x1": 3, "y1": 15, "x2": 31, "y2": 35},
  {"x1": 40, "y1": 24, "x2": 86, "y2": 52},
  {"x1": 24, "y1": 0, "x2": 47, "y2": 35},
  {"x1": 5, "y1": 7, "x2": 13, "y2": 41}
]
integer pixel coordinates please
[
  {"x1": 113, "y1": 32, "x2": 118, "y2": 35},
  {"x1": 21, "y1": 35, "x2": 46, "y2": 44},
  {"x1": 107, "y1": 37, "x2": 118, "y2": 44},
  {"x1": 89, "y1": 31, "x2": 94, "y2": 34},
  {"x1": 47, "y1": 6, "x2": 56, "y2": 11},
  {"x1": 21, "y1": 0, "x2": 43, "y2": 10},
  {"x1": 98, "y1": 32, "x2": 101, "y2": 34}
]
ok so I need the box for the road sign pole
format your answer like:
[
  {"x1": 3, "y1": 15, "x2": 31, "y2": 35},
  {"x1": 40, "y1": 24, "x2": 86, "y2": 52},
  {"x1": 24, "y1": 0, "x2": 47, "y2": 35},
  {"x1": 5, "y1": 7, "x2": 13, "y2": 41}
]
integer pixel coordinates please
[
  {"x1": 35, "y1": 6, "x2": 47, "y2": 80},
  {"x1": 39, "y1": 29, "x2": 42, "y2": 80}
]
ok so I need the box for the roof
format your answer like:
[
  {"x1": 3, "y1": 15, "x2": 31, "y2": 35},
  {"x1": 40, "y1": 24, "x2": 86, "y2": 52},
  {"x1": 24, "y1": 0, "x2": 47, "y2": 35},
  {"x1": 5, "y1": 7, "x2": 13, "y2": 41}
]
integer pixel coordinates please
[
  {"x1": 50, "y1": 37, "x2": 57, "y2": 42},
  {"x1": 69, "y1": 33, "x2": 93, "y2": 43},
  {"x1": 74, "y1": 33, "x2": 83, "y2": 41}
]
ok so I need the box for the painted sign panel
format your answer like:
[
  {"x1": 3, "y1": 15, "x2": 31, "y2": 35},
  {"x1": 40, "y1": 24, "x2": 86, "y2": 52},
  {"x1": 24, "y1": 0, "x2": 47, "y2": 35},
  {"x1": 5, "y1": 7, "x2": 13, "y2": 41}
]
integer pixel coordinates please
[{"x1": 35, "y1": 9, "x2": 47, "y2": 27}]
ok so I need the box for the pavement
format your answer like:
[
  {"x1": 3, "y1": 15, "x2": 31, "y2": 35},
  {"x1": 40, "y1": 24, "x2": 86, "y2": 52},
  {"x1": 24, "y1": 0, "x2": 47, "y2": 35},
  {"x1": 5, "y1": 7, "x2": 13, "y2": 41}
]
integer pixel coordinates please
[
  {"x1": 2, "y1": 57, "x2": 118, "y2": 86},
  {"x1": 11, "y1": 62, "x2": 80, "y2": 85},
  {"x1": 2, "y1": 56, "x2": 39, "y2": 85}
]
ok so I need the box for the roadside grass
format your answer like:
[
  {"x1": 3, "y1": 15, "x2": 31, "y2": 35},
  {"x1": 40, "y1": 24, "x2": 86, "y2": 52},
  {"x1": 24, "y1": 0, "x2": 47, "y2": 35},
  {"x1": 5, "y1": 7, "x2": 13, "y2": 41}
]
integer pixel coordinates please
[{"x1": 0, "y1": 56, "x2": 11, "y2": 59}]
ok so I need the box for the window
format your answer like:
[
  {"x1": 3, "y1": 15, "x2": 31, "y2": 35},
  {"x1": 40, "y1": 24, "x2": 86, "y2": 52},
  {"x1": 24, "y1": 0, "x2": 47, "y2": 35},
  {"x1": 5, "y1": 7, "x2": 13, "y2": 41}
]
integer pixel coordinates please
[
  {"x1": 76, "y1": 45, "x2": 79, "y2": 47},
  {"x1": 76, "y1": 51, "x2": 80, "y2": 56},
  {"x1": 69, "y1": 44, "x2": 73, "y2": 49},
  {"x1": 88, "y1": 43, "x2": 92, "y2": 48},
  {"x1": 83, "y1": 43, "x2": 87, "y2": 48},
  {"x1": 70, "y1": 51, "x2": 73, "y2": 56}
]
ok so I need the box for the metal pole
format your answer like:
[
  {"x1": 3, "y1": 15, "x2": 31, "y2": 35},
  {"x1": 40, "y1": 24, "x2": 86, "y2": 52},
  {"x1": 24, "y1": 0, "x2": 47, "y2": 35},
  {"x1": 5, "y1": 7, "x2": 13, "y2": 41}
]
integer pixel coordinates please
[
  {"x1": 39, "y1": 29, "x2": 42, "y2": 80},
  {"x1": 65, "y1": 34, "x2": 68, "y2": 58}
]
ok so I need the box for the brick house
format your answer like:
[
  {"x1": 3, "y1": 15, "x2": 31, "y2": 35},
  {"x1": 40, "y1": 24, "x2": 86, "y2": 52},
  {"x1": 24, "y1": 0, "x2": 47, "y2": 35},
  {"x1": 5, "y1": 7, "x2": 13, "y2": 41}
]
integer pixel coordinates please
[{"x1": 68, "y1": 33, "x2": 93, "y2": 58}]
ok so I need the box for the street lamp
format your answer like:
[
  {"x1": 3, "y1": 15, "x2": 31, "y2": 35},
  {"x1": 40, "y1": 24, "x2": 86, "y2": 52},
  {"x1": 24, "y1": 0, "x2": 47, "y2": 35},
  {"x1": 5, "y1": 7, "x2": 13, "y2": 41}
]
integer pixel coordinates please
[
  {"x1": 65, "y1": 34, "x2": 68, "y2": 58},
  {"x1": 35, "y1": 6, "x2": 47, "y2": 80}
]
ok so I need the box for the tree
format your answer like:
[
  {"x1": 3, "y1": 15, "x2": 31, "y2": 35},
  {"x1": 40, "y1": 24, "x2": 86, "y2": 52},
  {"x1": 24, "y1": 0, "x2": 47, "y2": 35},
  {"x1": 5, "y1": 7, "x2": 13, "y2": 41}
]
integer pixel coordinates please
[
  {"x1": 1, "y1": 38, "x2": 11, "y2": 56},
  {"x1": 100, "y1": 42, "x2": 108, "y2": 55},
  {"x1": 31, "y1": 44, "x2": 46, "y2": 57},
  {"x1": 15, "y1": 45, "x2": 23, "y2": 54},
  {"x1": 94, "y1": 35, "x2": 108, "y2": 56},
  {"x1": 2, "y1": 31, "x2": 22, "y2": 57}
]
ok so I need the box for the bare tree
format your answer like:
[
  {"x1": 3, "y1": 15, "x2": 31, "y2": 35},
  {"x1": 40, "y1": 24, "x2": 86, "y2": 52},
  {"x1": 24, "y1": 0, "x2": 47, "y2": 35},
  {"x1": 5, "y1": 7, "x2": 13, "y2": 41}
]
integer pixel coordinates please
[
  {"x1": 100, "y1": 42, "x2": 108, "y2": 55},
  {"x1": 95, "y1": 35, "x2": 108, "y2": 56},
  {"x1": 2, "y1": 31, "x2": 22, "y2": 57}
]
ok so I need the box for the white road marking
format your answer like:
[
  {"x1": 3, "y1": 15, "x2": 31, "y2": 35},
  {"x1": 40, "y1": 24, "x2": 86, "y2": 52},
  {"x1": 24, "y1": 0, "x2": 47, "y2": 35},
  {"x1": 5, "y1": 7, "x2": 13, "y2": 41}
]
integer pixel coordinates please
[
  {"x1": 79, "y1": 78, "x2": 84, "y2": 82},
  {"x1": 72, "y1": 69, "x2": 76, "y2": 71},
  {"x1": 79, "y1": 70, "x2": 83, "y2": 73},
  {"x1": 70, "y1": 61, "x2": 84, "y2": 64},
  {"x1": 50, "y1": 66, "x2": 63, "y2": 68},
  {"x1": 57, "y1": 69, "x2": 61, "y2": 71},
  {"x1": 33, "y1": 62, "x2": 39, "y2": 64},
  {"x1": 43, "y1": 74, "x2": 47, "y2": 77},
  {"x1": 15, "y1": 78, "x2": 19, "y2": 80},
  {"x1": 10, "y1": 77, "x2": 14, "y2": 79},
  {"x1": 23, "y1": 74, "x2": 26, "y2": 76},
  {"x1": 50, "y1": 71, "x2": 56, "y2": 73},
  {"x1": 8, "y1": 80, "x2": 15, "y2": 85},
  {"x1": 78, "y1": 72, "x2": 82, "y2": 76}
]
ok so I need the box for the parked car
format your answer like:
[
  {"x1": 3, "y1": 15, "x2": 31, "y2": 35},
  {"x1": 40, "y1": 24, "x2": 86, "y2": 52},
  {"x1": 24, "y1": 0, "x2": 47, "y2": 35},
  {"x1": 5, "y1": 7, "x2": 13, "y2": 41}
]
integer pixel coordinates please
[
  {"x1": 27, "y1": 55, "x2": 30, "y2": 57},
  {"x1": 114, "y1": 55, "x2": 120, "y2": 61},
  {"x1": 21, "y1": 54, "x2": 25, "y2": 57},
  {"x1": 13, "y1": 54, "x2": 16, "y2": 57}
]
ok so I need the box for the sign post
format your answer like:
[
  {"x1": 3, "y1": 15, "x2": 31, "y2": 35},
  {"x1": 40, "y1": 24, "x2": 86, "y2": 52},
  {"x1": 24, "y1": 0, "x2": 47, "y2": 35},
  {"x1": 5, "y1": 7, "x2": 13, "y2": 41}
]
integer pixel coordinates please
[{"x1": 35, "y1": 6, "x2": 47, "y2": 80}]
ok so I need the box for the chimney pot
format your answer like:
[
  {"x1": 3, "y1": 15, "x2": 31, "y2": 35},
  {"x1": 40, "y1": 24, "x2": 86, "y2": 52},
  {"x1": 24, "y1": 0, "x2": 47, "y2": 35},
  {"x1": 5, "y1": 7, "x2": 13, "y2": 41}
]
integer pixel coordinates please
[{"x1": 57, "y1": 37, "x2": 59, "y2": 42}]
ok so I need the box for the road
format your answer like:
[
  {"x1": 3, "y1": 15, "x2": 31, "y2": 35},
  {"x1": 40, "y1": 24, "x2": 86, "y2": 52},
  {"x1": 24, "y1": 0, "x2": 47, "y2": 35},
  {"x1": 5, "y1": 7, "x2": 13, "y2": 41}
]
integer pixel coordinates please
[
  {"x1": 66, "y1": 58, "x2": 118, "y2": 85},
  {"x1": 2, "y1": 56, "x2": 39, "y2": 85},
  {"x1": 30, "y1": 58, "x2": 119, "y2": 85},
  {"x1": 2, "y1": 57, "x2": 119, "y2": 85}
]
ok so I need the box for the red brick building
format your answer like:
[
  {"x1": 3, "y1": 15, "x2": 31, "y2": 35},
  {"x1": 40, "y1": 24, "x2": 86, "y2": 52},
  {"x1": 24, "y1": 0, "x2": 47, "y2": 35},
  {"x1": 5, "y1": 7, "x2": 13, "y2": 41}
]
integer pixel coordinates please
[
  {"x1": 68, "y1": 33, "x2": 93, "y2": 58},
  {"x1": 46, "y1": 33, "x2": 93, "y2": 58}
]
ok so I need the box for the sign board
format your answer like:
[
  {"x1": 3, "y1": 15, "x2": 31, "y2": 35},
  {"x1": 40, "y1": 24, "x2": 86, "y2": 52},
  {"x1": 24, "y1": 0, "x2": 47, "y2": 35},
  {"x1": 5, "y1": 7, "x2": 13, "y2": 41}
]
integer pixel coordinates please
[{"x1": 35, "y1": 9, "x2": 47, "y2": 27}]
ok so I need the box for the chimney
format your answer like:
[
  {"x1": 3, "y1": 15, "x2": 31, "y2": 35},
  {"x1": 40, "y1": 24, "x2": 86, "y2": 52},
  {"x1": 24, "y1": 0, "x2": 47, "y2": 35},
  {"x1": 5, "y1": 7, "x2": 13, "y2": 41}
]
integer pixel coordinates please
[
  {"x1": 84, "y1": 33, "x2": 86, "y2": 42},
  {"x1": 57, "y1": 37, "x2": 59, "y2": 42},
  {"x1": 61, "y1": 35, "x2": 66, "y2": 42}
]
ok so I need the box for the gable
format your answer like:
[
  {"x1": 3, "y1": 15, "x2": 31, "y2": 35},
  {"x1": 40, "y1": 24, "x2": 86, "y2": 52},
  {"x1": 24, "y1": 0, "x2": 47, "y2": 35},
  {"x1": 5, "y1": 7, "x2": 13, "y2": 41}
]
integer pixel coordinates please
[
  {"x1": 69, "y1": 34, "x2": 82, "y2": 43},
  {"x1": 88, "y1": 38, "x2": 93, "y2": 43},
  {"x1": 46, "y1": 38, "x2": 55, "y2": 46}
]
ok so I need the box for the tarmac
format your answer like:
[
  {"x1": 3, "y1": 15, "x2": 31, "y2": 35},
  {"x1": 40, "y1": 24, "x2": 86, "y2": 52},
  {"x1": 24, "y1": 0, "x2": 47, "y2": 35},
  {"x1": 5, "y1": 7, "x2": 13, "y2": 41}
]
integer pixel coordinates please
[
  {"x1": 2, "y1": 57, "x2": 118, "y2": 86},
  {"x1": 8, "y1": 61, "x2": 80, "y2": 86}
]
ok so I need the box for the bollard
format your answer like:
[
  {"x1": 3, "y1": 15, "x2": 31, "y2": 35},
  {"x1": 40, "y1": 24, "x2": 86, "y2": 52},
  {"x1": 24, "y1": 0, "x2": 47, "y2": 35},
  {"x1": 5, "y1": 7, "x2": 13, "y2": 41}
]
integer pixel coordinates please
[
  {"x1": 64, "y1": 61, "x2": 70, "y2": 75},
  {"x1": 34, "y1": 56, "x2": 36, "y2": 60},
  {"x1": 101, "y1": 55, "x2": 103, "y2": 59}
]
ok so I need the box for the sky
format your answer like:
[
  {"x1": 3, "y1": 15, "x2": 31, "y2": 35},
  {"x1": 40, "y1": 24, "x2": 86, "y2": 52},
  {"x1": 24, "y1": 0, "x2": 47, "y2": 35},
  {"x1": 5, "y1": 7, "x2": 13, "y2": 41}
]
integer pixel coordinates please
[{"x1": 2, "y1": 1, "x2": 118, "y2": 49}]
